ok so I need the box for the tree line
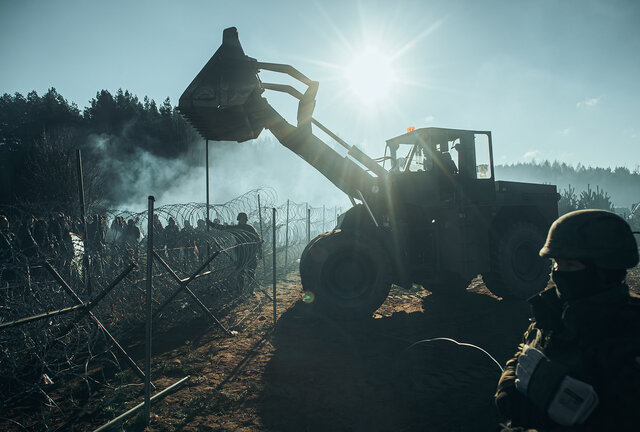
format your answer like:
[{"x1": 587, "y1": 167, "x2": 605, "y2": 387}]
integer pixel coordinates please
[
  {"x1": 495, "y1": 160, "x2": 640, "y2": 210},
  {"x1": 2, "y1": 88, "x2": 639, "y2": 219},
  {"x1": 0, "y1": 88, "x2": 199, "y2": 211}
]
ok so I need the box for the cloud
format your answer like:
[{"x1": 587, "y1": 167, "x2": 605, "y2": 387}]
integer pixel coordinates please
[
  {"x1": 523, "y1": 150, "x2": 539, "y2": 159},
  {"x1": 576, "y1": 96, "x2": 601, "y2": 109},
  {"x1": 560, "y1": 127, "x2": 571, "y2": 136},
  {"x1": 424, "y1": 115, "x2": 436, "y2": 123}
]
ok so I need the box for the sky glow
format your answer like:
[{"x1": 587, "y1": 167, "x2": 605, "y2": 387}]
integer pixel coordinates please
[
  {"x1": 1, "y1": 0, "x2": 639, "y2": 206},
  {"x1": 344, "y1": 47, "x2": 396, "y2": 109}
]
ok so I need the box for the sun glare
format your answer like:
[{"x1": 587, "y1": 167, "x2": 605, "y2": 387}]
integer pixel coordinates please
[{"x1": 344, "y1": 47, "x2": 396, "y2": 109}]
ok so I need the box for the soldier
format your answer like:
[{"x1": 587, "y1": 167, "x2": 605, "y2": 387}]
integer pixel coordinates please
[
  {"x1": 233, "y1": 212, "x2": 262, "y2": 294},
  {"x1": 495, "y1": 209, "x2": 640, "y2": 431}
]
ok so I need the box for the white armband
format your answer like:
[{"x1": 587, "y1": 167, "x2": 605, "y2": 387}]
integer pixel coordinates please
[{"x1": 547, "y1": 375, "x2": 598, "y2": 426}]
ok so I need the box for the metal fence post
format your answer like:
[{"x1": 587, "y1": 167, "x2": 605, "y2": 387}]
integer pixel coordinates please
[
  {"x1": 205, "y1": 140, "x2": 210, "y2": 228},
  {"x1": 284, "y1": 199, "x2": 289, "y2": 269},
  {"x1": 306, "y1": 207, "x2": 311, "y2": 243},
  {"x1": 76, "y1": 149, "x2": 91, "y2": 296},
  {"x1": 205, "y1": 139, "x2": 210, "y2": 262},
  {"x1": 258, "y1": 194, "x2": 266, "y2": 277},
  {"x1": 145, "y1": 196, "x2": 155, "y2": 426},
  {"x1": 323, "y1": 205, "x2": 325, "y2": 232},
  {"x1": 272, "y1": 207, "x2": 277, "y2": 329}
]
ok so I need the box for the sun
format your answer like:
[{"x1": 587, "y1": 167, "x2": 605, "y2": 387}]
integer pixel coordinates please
[{"x1": 344, "y1": 46, "x2": 396, "y2": 109}]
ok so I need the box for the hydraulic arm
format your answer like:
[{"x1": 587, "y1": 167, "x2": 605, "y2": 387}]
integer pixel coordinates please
[{"x1": 178, "y1": 27, "x2": 385, "y2": 201}]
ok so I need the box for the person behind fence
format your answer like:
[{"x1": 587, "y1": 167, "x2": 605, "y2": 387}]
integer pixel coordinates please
[
  {"x1": 0, "y1": 215, "x2": 17, "y2": 286},
  {"x1": 109, "y1": 216, "x2": 124, "y2": 244},
  {"x1": 32, "y1": 217, "x2": 51, "y2": 256},
  {"x1": 124, "y1": 219, "x2": 141, "y2": 255},
  {"x1": 164, "y1": 217, "x2": 180, "y2": 261},
  {"x1": 195, "y1": 219, "x2": 207, "y2": 261},
  {"x1": 0, "y1": 215, "x2": 14, "y2": 261},
  {"x1": 236, "y1": 212, "x2": 262, "y2": 293},
  {"x1": 17, "y1": 215, "x2": 38, "y2": 261},
  {"x1": 494, "y1": 209, "x2": 640, "y2": 431},
  {"x1": 181, "y1": 219, "x2": 197, "y2": 262},
  {"x1": 52, "y1": 212, "x2": 74, "y2": 263},
  {"x1": 95, "y1": 215, "x2": 108, "y2": 255},
  {"x1": 152, "y1": 214, "x2": 166, "y2": 256}
]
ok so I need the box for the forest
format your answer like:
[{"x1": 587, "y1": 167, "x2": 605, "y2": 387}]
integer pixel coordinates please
[
  {"x1": 1, "y1": 88, "x2": 639, "y2": 220},
  {"x1": 0, "y1": 88, "x2": 199, "y2": 211}
]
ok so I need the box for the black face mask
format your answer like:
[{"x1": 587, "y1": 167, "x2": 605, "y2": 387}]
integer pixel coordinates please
[{"x1": 551, "y1": 266, "x2": 603, "y2": 301}]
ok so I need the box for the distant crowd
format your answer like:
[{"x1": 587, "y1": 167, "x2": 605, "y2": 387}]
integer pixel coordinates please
[{"x1": 0, "y1": 211, "x2": 254, "y2": 286}]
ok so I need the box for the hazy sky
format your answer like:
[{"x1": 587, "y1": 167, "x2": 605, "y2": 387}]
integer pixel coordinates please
[{"x1": 1, "y1": 0, "x2": 639, "y2": 206}]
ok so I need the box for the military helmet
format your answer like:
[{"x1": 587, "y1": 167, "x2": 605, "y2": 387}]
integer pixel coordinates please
[
  {"x1": 539, "y1": 209, "x2": 639, "y2": 269},
  {"x1": 237, "y1": 212, "x2": 248, "y2": 222}
]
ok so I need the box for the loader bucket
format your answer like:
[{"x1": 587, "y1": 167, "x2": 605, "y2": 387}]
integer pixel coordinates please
[{"x1": 178, "y1": 27, "x2": 267, "y2": 142}]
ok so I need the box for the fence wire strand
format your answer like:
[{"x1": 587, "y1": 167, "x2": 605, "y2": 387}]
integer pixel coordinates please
[{"x1": 0, "y1": 188, "x2": 342, "y2": 428}]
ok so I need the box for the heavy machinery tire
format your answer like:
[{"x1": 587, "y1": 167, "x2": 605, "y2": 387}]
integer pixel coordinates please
[
  {"x1": 483, "y1": 222, "x2": 550, "y2": 299},
  {"x1": 299, "y1": 230, "x2": 392, "y2": 320}
]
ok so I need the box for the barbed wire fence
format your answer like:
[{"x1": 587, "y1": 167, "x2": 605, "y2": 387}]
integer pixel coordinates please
[{"x1": 0, "y1": 188, "x2": 344, "y2": 430}]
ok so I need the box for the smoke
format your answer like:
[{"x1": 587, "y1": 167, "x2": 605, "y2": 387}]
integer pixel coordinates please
[{"x1": 85, "y1": 131, "x2": 351, "y2": 211}]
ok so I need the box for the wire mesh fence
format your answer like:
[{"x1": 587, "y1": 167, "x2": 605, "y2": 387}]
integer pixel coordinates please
[{"x1": 0, "y1": 188, "x2": 344, "y2": 428}]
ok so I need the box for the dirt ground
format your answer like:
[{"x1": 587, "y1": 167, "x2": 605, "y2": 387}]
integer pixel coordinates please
[{"x1": 4, "y1": 268, "x2": 640, "y2": 432}]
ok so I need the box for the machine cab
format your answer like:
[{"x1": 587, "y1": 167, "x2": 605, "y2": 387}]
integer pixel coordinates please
[{"x1": 384, "y1": 127, "x2": 495, "y2": 204}]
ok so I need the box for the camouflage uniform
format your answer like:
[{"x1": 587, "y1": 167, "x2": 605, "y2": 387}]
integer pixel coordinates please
[
  {"x1": 215, "y1": 212, "x2": 263, "y2": 294},
  {"x1": 496, "y1": 285, "x2": 640, "y2": 431},
  {"x1": 495, "y1": 210, "x2": 640, "y2": 431}
]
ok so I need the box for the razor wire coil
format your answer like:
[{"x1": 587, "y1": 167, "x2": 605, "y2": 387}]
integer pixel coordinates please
[{"x1": 0, "y1": 188, "x2": 343, "y2": 424}]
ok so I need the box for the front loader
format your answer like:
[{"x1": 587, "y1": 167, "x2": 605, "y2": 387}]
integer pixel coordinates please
[{"x1": 178, "y1": 27, "x2": 559, "y2": 319}]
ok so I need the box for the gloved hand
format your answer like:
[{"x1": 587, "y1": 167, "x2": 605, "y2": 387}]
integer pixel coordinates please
[
  {"x1": 546, "y1": 375, "x2": 598, "y2": 426},
  {"x1": 515, "y1": 345, "x2": 547, "y2": 394}
]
